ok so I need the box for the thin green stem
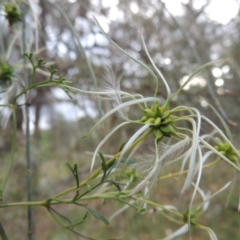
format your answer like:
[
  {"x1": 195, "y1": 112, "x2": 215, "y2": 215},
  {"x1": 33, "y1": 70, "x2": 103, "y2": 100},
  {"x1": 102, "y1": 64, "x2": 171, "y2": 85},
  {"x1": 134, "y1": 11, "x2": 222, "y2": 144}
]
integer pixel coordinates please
[
  {"x1": 75, "y1": 181, "x2": 103, "y2": 201},
  {"x1": 129, "y1": 196, "x2": 183, "y2": 223},
  {"x1": 0, "y1": 104, "x2": 11, "y2": 107},
  {"x1": 0, "y1": 156, "x2": 221, "y2": 217},
  {"x1": 94, "y1": 17, "x2": 160, "y2": 98},
  {"x1": 52, "y1": 128, "x2": 153, "y2": 199},
  {"x1": 14, "y1": 79, "x2": 55, "y2": 101},
  {"x1": 21, "y1": 2, "x2": 33, "y2": 239},
  {"x1": 159, "y1": 160, "x2": 220, "y2": 181},
  {"x1": 31, "y1": 67, "x2": 36, "y2": 85},
  {"x1": 47, "y1": 206, "x2": 97, "y2": 240},
  {"x1": 0, "y1": 201, "x2": 47, "y2": 208},
  {"x1": 54, "y1": 4, "x2": 103, "y2": 118},
  {"x1": 0, "y1": 222, "x2": 9, "y2": 240},
  {"x1": 170, "y1": 59, "x2": 226, "y2": 101},
  {"x1": 0, "y1": 193, "x2": 126, "y2": 208},
  {"x1": 161, "y1": 1, "x2": 233, "y2": 126}
]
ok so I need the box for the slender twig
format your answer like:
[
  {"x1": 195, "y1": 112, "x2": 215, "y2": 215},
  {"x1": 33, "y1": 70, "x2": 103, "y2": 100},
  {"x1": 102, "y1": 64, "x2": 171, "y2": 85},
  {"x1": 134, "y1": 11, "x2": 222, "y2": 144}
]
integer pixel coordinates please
[
  {"x1": 54, "y1": 3, "x2": 103, "y2": 117},
  {"x1": 0, "y1": 157, "x2": 220, "y2": 209},
  {"x1": 0, "y1": 222, "x2": 9, "y2": 240},
  {"x1": 52, "y1": 128, "x2": 153, "y2": 199},
  {"x1": 160, "y1": 1, "x2": 235, "y2": 126},
  {"x1": 21, "y1": 2, "x2": 33, "y2": 239}
]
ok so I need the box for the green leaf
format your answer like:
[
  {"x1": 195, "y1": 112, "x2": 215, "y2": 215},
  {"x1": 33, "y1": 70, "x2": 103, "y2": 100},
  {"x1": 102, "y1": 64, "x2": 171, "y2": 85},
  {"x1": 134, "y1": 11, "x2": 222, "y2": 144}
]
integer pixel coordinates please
[
  {"x1": 48, "y1": 206, "x2": 72, "y2": 225},
  {"x1": 65, "y1": 162, "x2": 73, "y2": 171},
  {"x1": 114, "y1": 191, "x2": 124, "y2": 199},
  {"x1": 107, "y1": 159, "x2": 116, "y2": 170},
  {"x1": 63, "y1": 89, "x2": 73, "y2": 100},
  {"x1": 87, "y1": 184, "x2": 92, "y2": 191},
  {"x1": 23, "y1": 52, "x2": 33, "y2": 60},
  {"x1": 37, "y1": 58, "x2": 46, "y2": 67},
  {"x1": 111, "y1": 181, "x2": 121, "y2": 192},
  {"x1": 99, "y1": 152, "x2": 108, "y2": 172},
  {"x1": 47, "y1": 66, "x2": 57, "y2": 74},
  {"x1": 4, "y1": 3, "x2": 21, "y2": 26},
  {"x1": 119, "y1": 142, "x2": 126, "y2": 152},
  {"x1": 83, "y1": 205, "x2": 109, "y2": 225},
  {"x1": 65, "y1": 162, "x2": 80, "y2": 200},
  {"x1": 138, "y1": 208, "x2": 146, "y2": 215}
]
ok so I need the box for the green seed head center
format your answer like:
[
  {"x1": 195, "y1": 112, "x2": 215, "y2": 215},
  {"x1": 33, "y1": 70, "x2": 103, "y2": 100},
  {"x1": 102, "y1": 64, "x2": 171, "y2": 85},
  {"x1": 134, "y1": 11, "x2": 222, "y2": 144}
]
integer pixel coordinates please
[{"x1": 140, "y1": 102, "x2": 178, "y2": 142}]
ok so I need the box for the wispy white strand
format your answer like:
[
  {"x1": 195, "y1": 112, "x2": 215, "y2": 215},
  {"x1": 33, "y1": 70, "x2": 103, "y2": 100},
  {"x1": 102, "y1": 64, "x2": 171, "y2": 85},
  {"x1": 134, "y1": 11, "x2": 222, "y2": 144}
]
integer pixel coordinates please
[
  {"x1": 191, "y1": 181, "x2": 231, "y2": 216},
  {"x1": 199, "y1": 226, "x2": 218, "y2": 240},
  {"x1": 68, "y1": 85, "x2": 139, "y2": 98},
  {"x1": 99, "y1": 93, "x2": 144, "y2": 101},
  {"x1": 200, "y1": 129, "x2": 218, "y2": 141},
  {"x1": 84, "y1": 97, "x2": 160, "y2": 137},
  {"x1": 160, "y1": 137, "x2": 190, "y2": 166},
  {"x1": 123, "y1": 175, "x2": 134, "y2": 191},
  {"x1": 180, "y1": 147, "x2": 192, "y2": 172},
  {"x1": 189, "y1": 146, "x2": 203, "y2": 219},
  {"x1": 130, "y1": 137, "x2": 190, "y2": 196},
  {"x1": 202, "y1": 116, "x2": 240, "y2": 159},
  {"x1": 162, "y1": 137, "x2": 190, "y2": 169},
  {"x1": 180, "y1": 108, "x2": 201, "y2": 195},
  {"x1": 129, "y1": 155, "x2": 159, "y2": 196},
  {"x1": 94, "y1": 17, "x2": 161, "y2": 98},
  {"x1": 181, "y1": 118, "x2": 198, "y2": 195},
  {"x1": 109, "y1": 200, "x2": 135, "y2": 220},
  {"x1": 119, "y1": 123, "x2": 151, "y2": 162},
  {"x1": 143, "y1": 185, "x2": 149, "y2": 209},
  {"x1": 206, "y1": 181, "x2": 231, "y2": 201},
  {"x1": 129, "y1": 141, "x2": 161, "y2": 196},
  {"x1": 201, "y1": 151, "x2": 214, "y2": 165},
  {"x1": 141, "y1": 34, "x2": 171, "y2": 97},
  {"x1": 201, "y1": 139, "x2": 240, "y2": 171},
  {"x1": 141, "y1": 140, "x2": 162, "y2": 199},
  {"x1": 6, "y1": 30, "x2": 21, "y2": 60},
  {"x1": 189, "y1": 108, "x2": 202, "y2": 136},
  {"x1": 171, "y1": 59, "x2": 226, "y2": 101},
  {"x1": 192, "y1": 183, "x2": 211, "y2": 212},
  {"x1": 90, "y1": 121, "x2": 131, "y2": 172},
  {"x1": 103, "y1": 69, "x2": 128, "y2": 119},
  {"x1": 192, "y1": 151, "x2": 214, "y2": 180},
  {"x1": 192, "y1": 181, "x2": 232, "y2": 212},
  {"x1": 119, "y1": 141, "x2": 143, "y2": 177},
  {"x1": 166, "y1": 147, "x2": 191, "y2": 166},
  {"x1": 156, "y1": 205, "x2": 179, "y2": 212},
  {"x1": 0, "y1": 80, "x2": 22, "y2": 128},
  {"x1": 28, "y1": 0, "x2": 41, "y2": 51},
  {"x1": 238, "y1": 177, "x2": 240, "y2": 211},
  {"x1": 206, "y1": 228, "x2": 218, "y2": 240},
  {"x1": 201, "y1": 97, "x2": 232, "y2": 140},
  {"x1": 0, "y1": 107, "x2": 12, "y2": 128},
  {"x1": 162, "y1": 224, "x2": 189, "y2": 240}
]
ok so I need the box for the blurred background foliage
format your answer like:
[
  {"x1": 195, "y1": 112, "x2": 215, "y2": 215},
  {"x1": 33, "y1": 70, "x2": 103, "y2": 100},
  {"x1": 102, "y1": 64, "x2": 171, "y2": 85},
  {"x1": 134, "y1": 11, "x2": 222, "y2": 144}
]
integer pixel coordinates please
[{"x1": 1, "y1": 0, "x2": 240, "y2": 239}]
